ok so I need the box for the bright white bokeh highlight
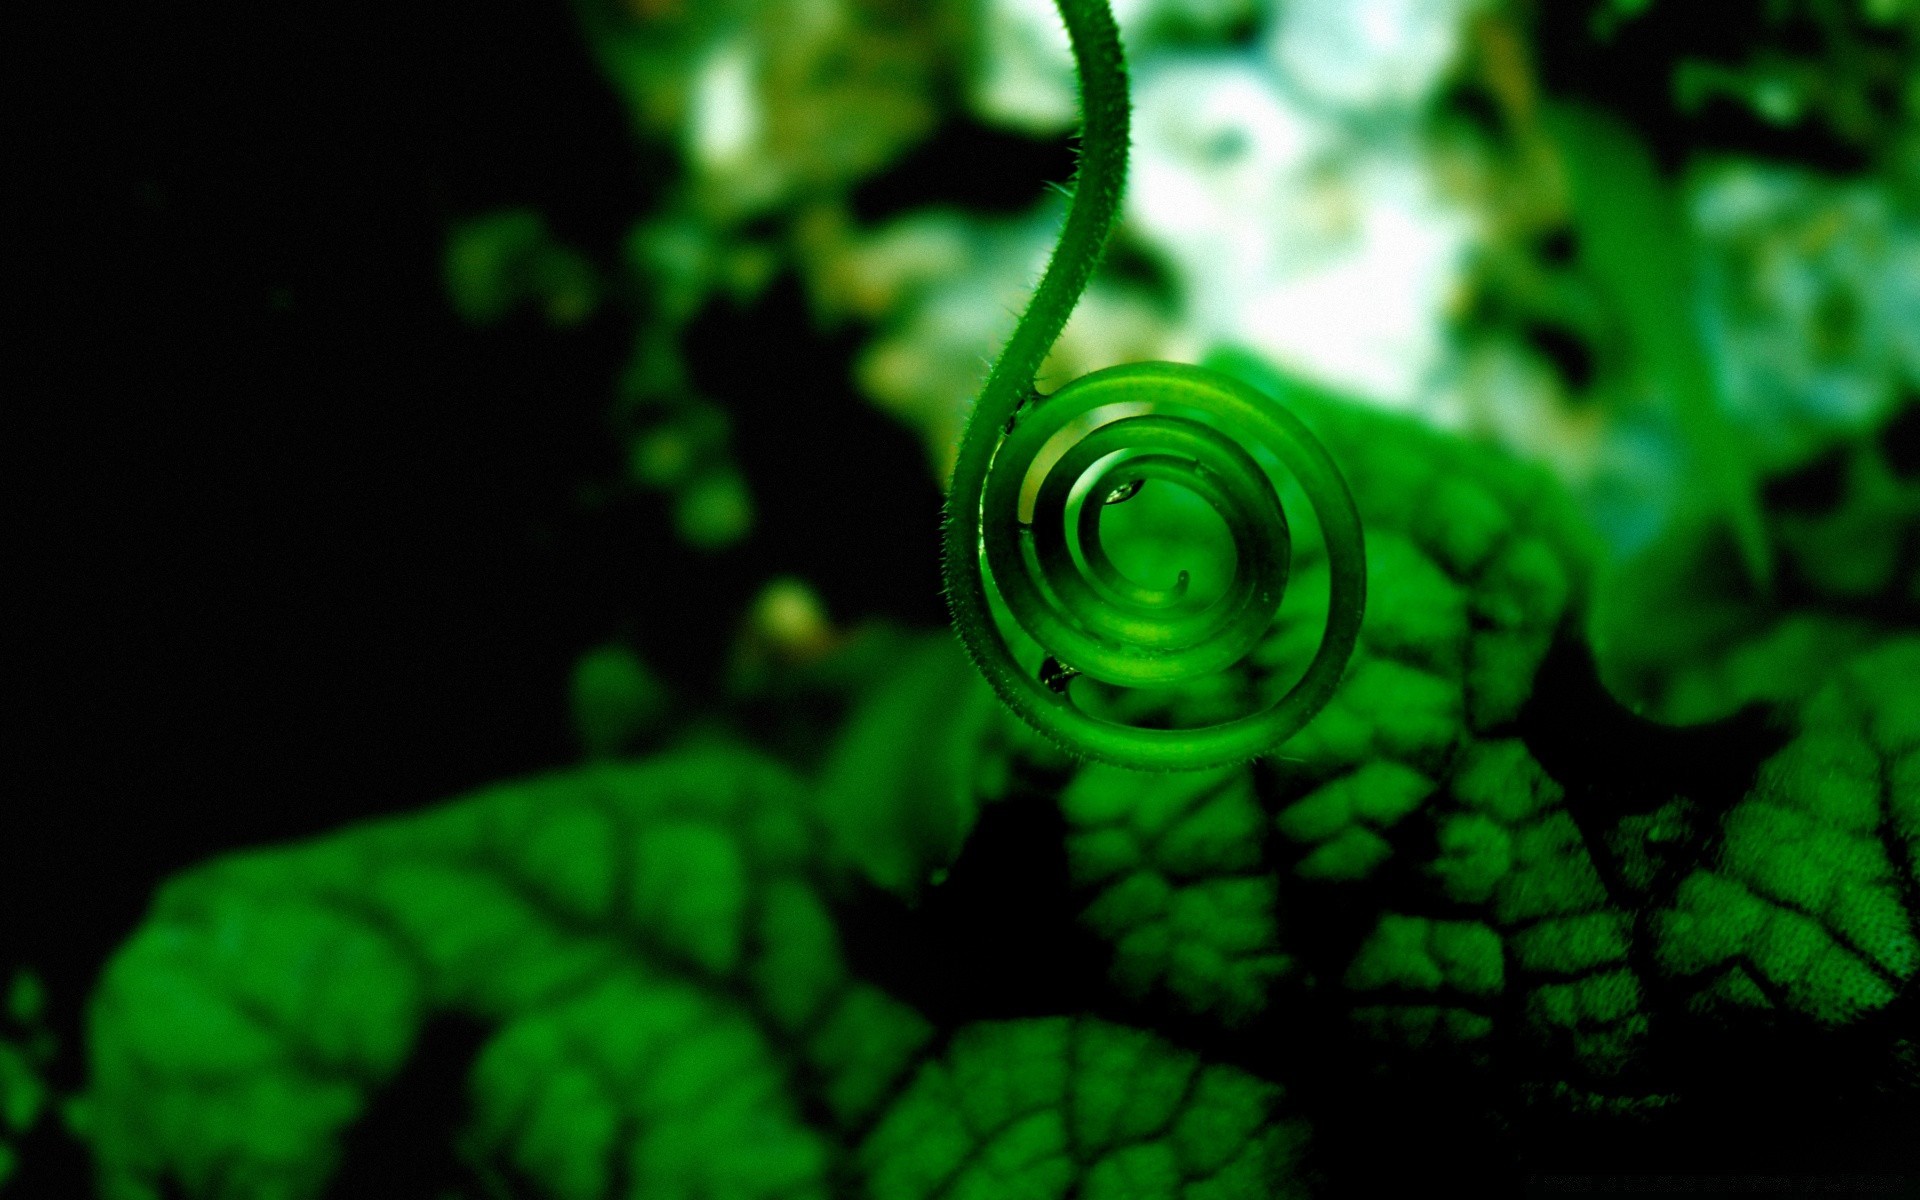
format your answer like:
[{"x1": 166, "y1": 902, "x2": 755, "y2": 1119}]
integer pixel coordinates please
[{"x1": 1130, "y1": 53, "x2": 1475, "y2": 418}]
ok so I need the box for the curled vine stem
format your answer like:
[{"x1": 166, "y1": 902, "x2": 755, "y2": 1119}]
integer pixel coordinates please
[{"x1": 941, "y1": 0, "x2": 1366, "y2": 772}]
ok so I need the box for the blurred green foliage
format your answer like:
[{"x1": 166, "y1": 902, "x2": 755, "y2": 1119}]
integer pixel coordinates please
[
  {"x1": 0, "y1": 972, "x2": 54, "y2": 1191},
  {"x1": 446, "y1": 210, "x2": 600, "y2": 328},
  {"x1": 1543, "y1": 103, "x2": 1772, "y2": 585},
  {"x1": 570, "y1": 643, "x2": 670, "y2": 759},
  {"x1": 1612, "y1": 0, "x2": 1920, "y2": 175}
]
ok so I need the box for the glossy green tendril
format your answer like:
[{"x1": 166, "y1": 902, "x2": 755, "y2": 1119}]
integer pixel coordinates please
[{"x1": 941, "y1": 0, "x2": 1367, "y2": 772}]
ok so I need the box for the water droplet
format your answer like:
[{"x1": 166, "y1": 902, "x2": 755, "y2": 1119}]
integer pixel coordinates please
[
  {"x1": 1039, "y1": 656, "x2": 1081, "y2": 694},
  {"x1": 1102, "y1": 479, "x2": 1144, "y2": 505}
]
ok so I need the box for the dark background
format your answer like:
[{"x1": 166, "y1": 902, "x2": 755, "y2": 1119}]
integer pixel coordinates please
[{"x1": 8, "y1": 0, "x2": 946, "y2": 1055}]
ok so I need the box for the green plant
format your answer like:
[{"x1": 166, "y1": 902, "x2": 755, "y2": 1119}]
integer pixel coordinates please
[
  {"x1": 60, "y1": 0, "x2": 1920, "y2": 1195},
  {"x1": 940, "y1": 0, "x2": 1367, "y2": 772},
  {"x1": 81, "y1": 749, "x2": 1309, "y2": 1199}
]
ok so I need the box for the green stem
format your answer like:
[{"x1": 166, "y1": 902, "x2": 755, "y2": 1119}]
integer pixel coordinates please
[
  {"x1": 941, "y1": 0, "x2": 1366, "y2": 772},
  {"x1": 942, "y1": 0, "x2": 1129, "y2": 727}
]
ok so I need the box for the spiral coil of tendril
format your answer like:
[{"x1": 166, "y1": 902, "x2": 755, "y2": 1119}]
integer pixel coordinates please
[{"x1": 942, "y1": 0, "x2": 1366, "y2": 772}]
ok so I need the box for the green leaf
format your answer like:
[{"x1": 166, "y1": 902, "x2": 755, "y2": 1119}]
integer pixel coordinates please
[
  {"x1": 860, "y1": 1017, "x2": 1311, "y2": 1200},
  {"x1": 1210, "y1": 352, "x2": 1595, "y2": 752},
  {"x1": 1544, "y1": 103, "x2": 1772, "y2": 590},
  {"x1": 1590, "y1": 517, "x2": 1888, "y2": 724},
  {"x1": 1063, "y1": 765, "x2": 1293, "y2": 1026},
  {"x1": 6, "y1": 973, "x2": 45, "y2": 1029},
  {"x1": 0, "y1": 1042, "x2": 45, "y2": 1136},
  {"x1": 1592, "y1": 427, "x2": 1920, "y2": 724},
  {"x1": 814, "y1": 634, "x2": 1016, "y2": 898},
  {"x1": 445, "y1": 209, "x2": 600, "y2": 327},
  {"x1": 84, "y1": 745, "x2": 1304, "y2": 1199},
  {"x1": 1051, "y1": 354, "x2": 1611, "y2": 1042},
  {"x1": 1653, "y1": 638, "x2": 1920, "y2": 1025},
  {"x1": 1028, "y1": 353, "x2": 1601, "y2": 1029},
  {"x1": 1343, "y1": 741, "x2": 1649, "y2": 1080},
  {"x1": 84, "y1": 748, "x2": 932, "y2": 1199},
  {"x1": 570, "y1": 642, "x2": 670, "y2": 759}
]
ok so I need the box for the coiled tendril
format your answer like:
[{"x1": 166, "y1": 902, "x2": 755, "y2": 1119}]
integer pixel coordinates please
[{"x1": 942, "y1": 0, "x2": 1366, "y2": 772}]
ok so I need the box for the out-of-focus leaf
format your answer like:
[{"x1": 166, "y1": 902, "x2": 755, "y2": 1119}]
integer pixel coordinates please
[
  {"x1": 570, "y1": 642, "x2": 669, "y2": 759},
  {"x1": 610, "y1": 324, "x2": 755, "y2": 550},
  {"x1": 84, "y1": 749, "x2": 931, "y2": 1198},
  {"x1": 0, "y1": 969, "x2": 56, "y2": 1188},
  {"x1": 815, "y1": 634, "x2": 1016, "y2": 898},
  {"x1": 672, "y1": 468, "x2": 755, "y2": 549},
  {"x1": 445, "y1": 210, "x2": 600, "y2": 328},
  {"x1": 1591, "y1": 518, "x2": 1887, "y2": 725},
  {"x1": 1690, "y1": 163, "x2": 1920, "y2": 474},
  {"x1": 568, "y1": 0, "x2": 743, "y2": 140},
  {"x1": 574, "y1": 0, "x2": 945, "y2": 223},
  {"x1": 1593, "y1": 418, "x2": 1920, "y2": 724},
  {"x1": 1544, "y1": 103, "x2": 1772, "y2": 589}
]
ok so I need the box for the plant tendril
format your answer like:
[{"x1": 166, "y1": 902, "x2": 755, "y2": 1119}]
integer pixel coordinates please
[{"x1": 941, "y1": 0, "x2": 1366, "y2": 771}]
